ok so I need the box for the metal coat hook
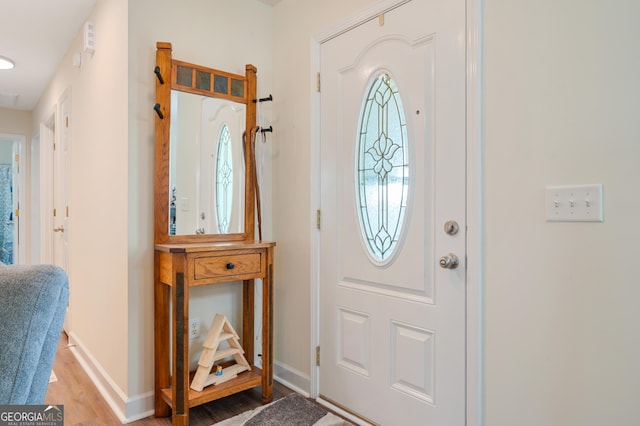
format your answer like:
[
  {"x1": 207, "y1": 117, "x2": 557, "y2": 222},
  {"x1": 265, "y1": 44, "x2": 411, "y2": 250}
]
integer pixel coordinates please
[
  {"x1": 154, "y1": 103, "x2": 164, "y2": 119},
  {"x1": 154, "y1": 66, "x2": 165, "y2": 84},
  {"x1": 259, "y1": 126, "x2": 273, "y2": 133},
  {"x1": 253, "y1": 94, "x2": 273, "y2": 103}
]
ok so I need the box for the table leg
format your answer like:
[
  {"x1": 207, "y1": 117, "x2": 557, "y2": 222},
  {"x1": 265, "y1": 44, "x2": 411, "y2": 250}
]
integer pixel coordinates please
[
  {"x1": 172, "y1": 271, "x2": 190, "y2": 425},
  {"x1": 154, "y1": 253, "x2": 170, "y2": 417},
  {"x1": 243, "y1": 279, "x2": 255, "y2": 365},
  {"x1": 261, "y1": 260, "x2": 274, "y2": 403}
]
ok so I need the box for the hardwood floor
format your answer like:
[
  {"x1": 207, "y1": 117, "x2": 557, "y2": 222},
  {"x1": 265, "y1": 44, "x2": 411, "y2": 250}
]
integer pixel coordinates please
[{"x1": 45, "y1": 333, "x2": 294, "y2": 425}]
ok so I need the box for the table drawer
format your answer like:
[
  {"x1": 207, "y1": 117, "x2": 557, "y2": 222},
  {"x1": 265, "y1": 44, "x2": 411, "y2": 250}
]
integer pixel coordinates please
[{"x1": 193, "y1": 253, "x2": 262, "y2": 280}]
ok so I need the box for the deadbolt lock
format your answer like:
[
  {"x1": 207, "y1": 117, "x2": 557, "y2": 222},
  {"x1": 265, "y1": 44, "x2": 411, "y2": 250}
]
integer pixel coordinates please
[{"x1": 444, "y1": 220, "x2": 459, "y2": 235}]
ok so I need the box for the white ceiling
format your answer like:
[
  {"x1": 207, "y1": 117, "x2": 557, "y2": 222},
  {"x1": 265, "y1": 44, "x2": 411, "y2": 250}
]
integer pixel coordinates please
[
  {"x1": 0, "y1": 0, "x2": 281, "y2": 112},
  {"x1": 0, "y1": 0, "x2": 97, "y2": 111}
]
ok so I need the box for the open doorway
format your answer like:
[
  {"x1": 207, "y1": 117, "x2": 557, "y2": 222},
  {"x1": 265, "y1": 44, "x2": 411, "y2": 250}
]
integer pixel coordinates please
[{"x1": 0, "y1": 135, "x2": 25, "y2": 265}]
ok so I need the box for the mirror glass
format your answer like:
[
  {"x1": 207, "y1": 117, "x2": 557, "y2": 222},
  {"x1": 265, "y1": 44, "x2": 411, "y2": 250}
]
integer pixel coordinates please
[{"x1": 169, "y1": 90, "x2": 246, "y2": 236}]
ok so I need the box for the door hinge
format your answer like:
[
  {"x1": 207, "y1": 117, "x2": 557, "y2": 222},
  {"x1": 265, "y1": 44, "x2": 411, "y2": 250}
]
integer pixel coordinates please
[
  {"x1": 316, "y1": 209, "x2": 321, "y2": 230},
  {"x1": 53, "y1": 208, "x2": 56, "y2": 217},
  {"x1": 316, "y1": 346, "x2": 320, "y2": 366},
  {"x1": 316, "y1": 72, "x2": 321, "y2": 92},
  {"x1": 14, "y1": 209, "x2": 19, "y2": 218},
  {"x1": 66, "y1": 116, "x2": 69, "y2": 128},
  {"x1": 66, "y1": 206, "x2": 69, "y2": 218}
]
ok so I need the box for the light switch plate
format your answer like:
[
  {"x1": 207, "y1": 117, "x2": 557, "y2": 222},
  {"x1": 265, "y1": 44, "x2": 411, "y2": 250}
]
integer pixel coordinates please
[
  {"x1": 545, "y1": 184, "x2": 603, "y2": 222},
  {"x1": 180, "y1": 197, "x2": 190, "y2": 212}
]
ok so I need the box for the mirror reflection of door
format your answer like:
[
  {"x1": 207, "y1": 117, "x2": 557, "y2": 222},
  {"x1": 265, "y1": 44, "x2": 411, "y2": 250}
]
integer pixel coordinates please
[
  {"x1": 203, "y1": 100, "x2": 246, "y2": 235},
  {"x1": 169, "y1": 90, "x2": 246, "y2": 236}
]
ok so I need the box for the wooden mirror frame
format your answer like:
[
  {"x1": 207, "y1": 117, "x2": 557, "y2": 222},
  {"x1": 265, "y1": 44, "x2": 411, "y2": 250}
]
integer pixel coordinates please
[{"x1": 154, "y1": 42, "x2": 257, "y2": 244}]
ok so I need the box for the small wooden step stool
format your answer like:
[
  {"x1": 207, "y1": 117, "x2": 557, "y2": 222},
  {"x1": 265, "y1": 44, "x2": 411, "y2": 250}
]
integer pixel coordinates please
[{"x1": 190, "y1": 314, "x2": 251, "y2": 392}]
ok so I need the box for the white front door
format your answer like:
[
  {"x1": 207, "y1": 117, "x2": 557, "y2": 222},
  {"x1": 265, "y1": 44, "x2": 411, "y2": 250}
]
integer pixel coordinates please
[{"x1": 319, "y1": 1, "x2": 466, "y2": 424}]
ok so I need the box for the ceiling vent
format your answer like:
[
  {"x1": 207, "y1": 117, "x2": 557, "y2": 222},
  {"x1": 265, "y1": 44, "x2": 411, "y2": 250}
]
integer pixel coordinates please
[{"x1": 0, "y1": 93, "x2": 18, "y2": 108}]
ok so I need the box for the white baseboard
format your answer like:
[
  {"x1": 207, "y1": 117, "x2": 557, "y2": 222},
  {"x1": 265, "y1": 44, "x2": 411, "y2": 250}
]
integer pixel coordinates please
[
  {"x1": 273, "y1": 360, "x2": 311, "y2": 396},
  {"x1": 66, "y1": 332, "x2": 155, "y2": 424}
]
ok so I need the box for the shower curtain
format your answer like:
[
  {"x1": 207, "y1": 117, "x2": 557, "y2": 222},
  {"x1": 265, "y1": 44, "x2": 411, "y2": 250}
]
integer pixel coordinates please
[{"x1": 0, "y1": 165, "x2": 13, "y2": 264}]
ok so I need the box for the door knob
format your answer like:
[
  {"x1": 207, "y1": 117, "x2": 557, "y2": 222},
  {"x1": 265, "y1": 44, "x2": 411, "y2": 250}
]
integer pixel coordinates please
[
  {"x1": 439, "y1": 253, "x2": 459, "y2": 269},
  {"x1": 53, "y1": 225, "x2": 65, "y2": 233}
]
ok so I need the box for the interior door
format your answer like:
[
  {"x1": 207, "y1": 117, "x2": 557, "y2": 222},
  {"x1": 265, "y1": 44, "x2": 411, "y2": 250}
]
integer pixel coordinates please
[
  {"x1": 53, "y1": 92, "x2": 70, "y2": 272},
  {"x1": 11, "y1": 141, "x2": 20, "y2": 264},
  {"x1": 319, "y1": 1, "x2": 466, "y2": 424},
  {"x1": 0, "y1": 138, "x2": 20, "y2": 265}
]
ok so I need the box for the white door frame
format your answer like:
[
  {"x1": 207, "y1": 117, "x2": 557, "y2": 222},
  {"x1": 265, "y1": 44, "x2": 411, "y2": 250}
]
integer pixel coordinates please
[
  {"x1": 55, "y1": 87, "x2": 72, "y2": 273},
  {"x1": 39, "y1": 107, "x2": 56, "y2": 264},
  {"x1": 0, "y1": 133, "x2": 27, "y2": 264},
  {"x1": 39, "y1": 88, "x2": 72, "y2": 264},
  {"x1": 309, "y1": 0, "x2": 482, "y2": 424}
]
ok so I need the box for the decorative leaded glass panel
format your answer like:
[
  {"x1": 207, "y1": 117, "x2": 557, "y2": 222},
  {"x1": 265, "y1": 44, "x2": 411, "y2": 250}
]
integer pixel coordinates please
[
  {"x1": 196, "y1": 70, "x2": 210, "y2": 91},
  {"x1": 231, "y1": 79, "x2": 244, "y2": 97},
  {"x1": 176, "y1": 65, "x2": 192, "y2": 87},
  {"x1": 214, "y1": 75, "x2": 228, "y2": 94},
  {"x1": 216, "y1": 124, "x2": 233, "y2": 234},
  {"x1": 356, "y1": 73, "x2": 409, "y2": 261}
]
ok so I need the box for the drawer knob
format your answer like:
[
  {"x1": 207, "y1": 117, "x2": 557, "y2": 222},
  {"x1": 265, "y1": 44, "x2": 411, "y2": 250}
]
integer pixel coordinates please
[{"x1": 226, "y1": 262, "x2": 235, "y2": 270}]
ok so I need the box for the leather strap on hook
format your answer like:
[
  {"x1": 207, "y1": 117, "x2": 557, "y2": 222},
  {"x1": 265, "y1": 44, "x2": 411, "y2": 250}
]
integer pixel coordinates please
[{"x1": 243, "y1": 126, "x2": 263, "y2": 240}]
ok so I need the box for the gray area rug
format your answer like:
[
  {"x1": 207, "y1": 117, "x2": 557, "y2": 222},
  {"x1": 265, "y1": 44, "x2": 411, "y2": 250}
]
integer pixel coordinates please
[{"x1": 213, "y1": 393, "x2": 353, "y2": 426}]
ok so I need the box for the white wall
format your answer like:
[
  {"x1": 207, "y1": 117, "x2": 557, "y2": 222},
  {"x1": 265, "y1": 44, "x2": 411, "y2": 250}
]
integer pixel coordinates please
[
  {"x1": 483, "y1": 1, "x2": 640, "y2": 425},
  {"x1": 0, "y1": 109, "x2": 31, "y2": 132},
  {"x1": 32, "y1": 0, "x2": 130, "y2": 408},
  {"x1": 0, "y1": 109, "x2": 31, "y2": 140}
]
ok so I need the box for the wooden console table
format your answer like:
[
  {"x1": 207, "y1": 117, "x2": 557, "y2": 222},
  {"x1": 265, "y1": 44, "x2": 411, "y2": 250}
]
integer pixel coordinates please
[{"x1": 154, "y1": 241, "x2": 275, "y2": 426}]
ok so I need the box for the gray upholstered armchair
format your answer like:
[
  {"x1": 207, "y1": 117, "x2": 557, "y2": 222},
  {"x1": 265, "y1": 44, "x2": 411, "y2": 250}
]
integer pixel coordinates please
[{"x1": 0, "y1": 264, "x2": 69, "y2": 404}]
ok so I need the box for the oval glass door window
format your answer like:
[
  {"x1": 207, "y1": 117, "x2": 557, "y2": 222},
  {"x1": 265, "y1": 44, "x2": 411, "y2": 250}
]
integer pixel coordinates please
[
  {"x1": 216, "y1": 124, "x2": 233, "y2": 234},
  {"x1": 356, "y1": 73, "x2": 409, "y2": 262}
]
